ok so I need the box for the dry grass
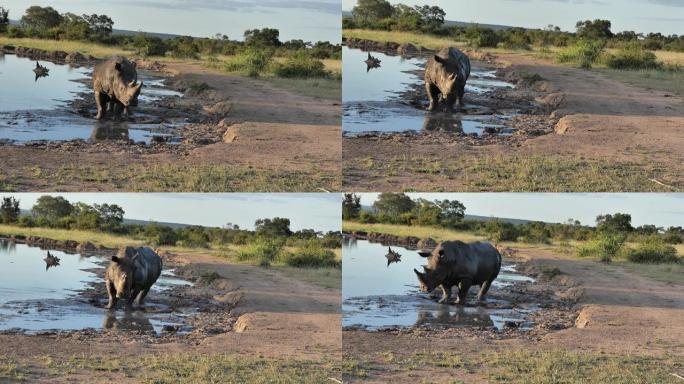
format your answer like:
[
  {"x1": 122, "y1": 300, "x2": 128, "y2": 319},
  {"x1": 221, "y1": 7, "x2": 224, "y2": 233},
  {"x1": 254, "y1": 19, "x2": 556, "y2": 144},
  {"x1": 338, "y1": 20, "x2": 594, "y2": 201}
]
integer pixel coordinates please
[{"x1": 0, "y1": 37, "x2": 132, "y2": 58}]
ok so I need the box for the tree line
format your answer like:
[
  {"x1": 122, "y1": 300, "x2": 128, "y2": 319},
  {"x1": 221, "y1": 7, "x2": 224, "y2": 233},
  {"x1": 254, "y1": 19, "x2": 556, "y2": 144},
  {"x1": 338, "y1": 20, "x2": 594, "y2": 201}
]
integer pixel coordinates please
[
  {"x1": 343, "y1": 0, "x2": 684, "y2": 52},
  {"x1": 0, "y1": 196, "x2": 341, "y2": 250},
  {"x1": 0, "y1": 5, "x2": 341, "y2": 59}
]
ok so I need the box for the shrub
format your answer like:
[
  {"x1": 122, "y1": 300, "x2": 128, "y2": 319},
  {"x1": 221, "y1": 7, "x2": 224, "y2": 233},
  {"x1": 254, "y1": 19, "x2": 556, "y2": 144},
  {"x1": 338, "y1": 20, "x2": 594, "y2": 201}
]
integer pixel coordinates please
[
  {"x1": 273, "y1": 51, "x2": 328, "y2": 78},
  {"x1": 606, "y1": 43, "x2": 661, "y2": 70},
  {"x1": 236, "y1": 238, "x2": 283, "y2": 266},
  {"x1": 224, "y1": 47, "x2": 274, "y2": 77},
  {"x1": 626, "y1": 237, "x2": 680, "y2": 263},
  {"x1": 576, "y1": 233, "x2": 625, "y2": 263},
  {"x1": 358, "y1": 211, "x2": 377, "y2": 224},
  {"x1": 280, "y1": 241, "x2": 339, "y2": 268},
  {"x1": 466, "y1": 27, "x2": 499, "y2": 48},
  {"x1": 556, "y1": 39, "x2": 605, "y2": 69},
  {"x1": 486, "y1": 221, "x2": 519, "y2": 242}
]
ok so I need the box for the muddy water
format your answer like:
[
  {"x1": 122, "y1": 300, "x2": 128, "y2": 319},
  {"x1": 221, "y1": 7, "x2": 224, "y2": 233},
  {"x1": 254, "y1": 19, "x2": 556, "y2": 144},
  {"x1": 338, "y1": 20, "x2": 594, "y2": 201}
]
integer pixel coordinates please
[
  {"x1": 0, "y1": 54, "x2": 183, "y2": 144},
  {"x1": 342, "y1": 47, "x2": 516, "y2": 136},
  {"x1": 342, "y1": 238, "x2": 537, "y2": 330},
  {"x1": 0, "y1": 240, "x2": 193, "y2": 334}
]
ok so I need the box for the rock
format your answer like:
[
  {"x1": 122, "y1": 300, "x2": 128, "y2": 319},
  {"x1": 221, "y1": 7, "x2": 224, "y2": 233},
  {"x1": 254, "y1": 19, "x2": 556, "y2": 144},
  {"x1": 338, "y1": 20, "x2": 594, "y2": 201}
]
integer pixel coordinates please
[
  {"x1": 222, "y1": 126, "x2": 238, "y2": 143},
  {"x1": 554, "y1": 116, "x2": 572, "y2": 135},
  {"x1": 65, "y1": 52, "x2": 88, "y2": 64},
  {"x1": 203, "y1": 101, "x2": 233, "y2": 117},
  {"x1": 77, "y1": 241, "x2": 97, "y2": 253},
  {"x1": 397, "y1": 43, "x2": 419, "y2": 56},
  {"x1": 417, "y1": 237, "x2": 437, "y2": 249}
]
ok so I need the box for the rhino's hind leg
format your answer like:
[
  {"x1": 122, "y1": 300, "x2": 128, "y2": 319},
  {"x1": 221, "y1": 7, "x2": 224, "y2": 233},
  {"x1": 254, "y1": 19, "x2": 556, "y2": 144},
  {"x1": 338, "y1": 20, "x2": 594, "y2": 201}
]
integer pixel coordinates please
[
  {"x1": 438, "y1": 285, "x2": 451, "y2": 304},
  {"x1": 426, "y1": 82, "x2": 440, "y2": 111},
  {"x1": 135, "y1": 287, "x2": 151, "y2": 307},
  {"x1": 95, "y1": 92, "x2": 108, "y2": 120},
  {"x1": 477, "y1": 279, "x2": 493, "y2": 302},
  {"x1": 457, "y1": 83, "x2": 466, "y2": 108}
]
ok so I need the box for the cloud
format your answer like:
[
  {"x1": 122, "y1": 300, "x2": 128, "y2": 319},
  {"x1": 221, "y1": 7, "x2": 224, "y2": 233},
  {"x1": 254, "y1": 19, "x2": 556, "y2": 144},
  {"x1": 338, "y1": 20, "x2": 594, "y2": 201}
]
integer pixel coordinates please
[
  {"x1": 116, "y1": 0, "x2": 340, "y2": 15},
  {"x1": 646, "y1": 0, "x2": 684, "y2": 6}
]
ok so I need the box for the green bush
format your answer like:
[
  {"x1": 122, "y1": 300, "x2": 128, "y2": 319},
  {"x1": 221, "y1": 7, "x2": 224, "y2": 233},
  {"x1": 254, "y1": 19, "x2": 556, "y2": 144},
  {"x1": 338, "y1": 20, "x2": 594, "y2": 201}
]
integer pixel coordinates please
[
  {"x1": 466, "y1": 27, "x2": 499, "y2": 48},
  {"x1": 237, "y1": 238, "x2": 283, "y2": 266},
  {"x1": 280, "y1": 241, "x2": 339, "y2": 268},
  {"x1": 486, "y1": 221, "x2": 519, "y2": 242},
  {"x1": 556, "y1": 39, "x2": 605, "y2": 69},
  {"x1": 273, "y1": 51, "x2": 328, "y2": 78},
  {"x1": 606, "y1": 43, "x2": 661, "y2": 70},
  {"x1": 626, "y1": 237, "x2": 680, "y2": 263},
  {"x1": 358, "y1": 211, "x2": 377, "y2": 224},
  {"x1": 576, "y1": 233, "x2": 625, "y2": 263},
  {"x1": 224, "y1": 47, "x2": 274, "y2": 77}
]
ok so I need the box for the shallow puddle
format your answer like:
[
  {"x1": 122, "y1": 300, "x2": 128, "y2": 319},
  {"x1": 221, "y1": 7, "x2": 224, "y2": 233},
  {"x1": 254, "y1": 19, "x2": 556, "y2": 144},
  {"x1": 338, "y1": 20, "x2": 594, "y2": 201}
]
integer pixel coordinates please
[
  {"x1": 342, "y1": 238, "x2": 537, "y2": 330},
  {"x1": 0, "y1": 54, "x2": 184, "y2": 144},
  {"x1": 0, "y1": 240, "x2": 194, "y2": 335},
  {"x1": 342, "y1": 47, "x2": 517, "y2": 136}
]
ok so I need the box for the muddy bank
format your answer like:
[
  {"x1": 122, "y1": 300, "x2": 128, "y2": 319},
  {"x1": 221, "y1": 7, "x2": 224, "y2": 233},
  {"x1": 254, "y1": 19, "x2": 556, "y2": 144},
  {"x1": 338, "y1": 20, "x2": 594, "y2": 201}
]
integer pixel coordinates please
[{"x1": 1, "y1": 45, "x2": 96, "y2": 66}]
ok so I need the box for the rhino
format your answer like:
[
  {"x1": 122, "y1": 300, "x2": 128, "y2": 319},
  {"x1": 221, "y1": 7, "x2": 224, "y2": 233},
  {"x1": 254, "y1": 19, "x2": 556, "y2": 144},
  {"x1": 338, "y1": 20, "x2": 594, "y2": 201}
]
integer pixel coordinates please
[
  {"x1": 105, "y1": 246, "x2": 162, "y2": 310},
  {"x1": 413, "y1": 241, "x2": 501, "y2": 305},
  {"x1": 424, "y1": 47, "x2": 471, "y2": 112},
  {"x1": 92, "y1": 56, "x2": 143, "y2": 120},
  {"x1": 43, "y1": 251, "x2": 60, "y2": 271},
  {"x1": 384, "y1": 246, "x2": 401, "y2": 266}
]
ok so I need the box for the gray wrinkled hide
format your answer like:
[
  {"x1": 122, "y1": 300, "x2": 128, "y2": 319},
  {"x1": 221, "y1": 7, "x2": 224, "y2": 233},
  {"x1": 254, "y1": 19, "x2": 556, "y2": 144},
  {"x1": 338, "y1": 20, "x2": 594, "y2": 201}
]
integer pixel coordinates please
[
  {"x1": 424, "y1": 47, "x2": 471, "y2": 111},
  {"x1": 92, "y1": 56, "x2": 142, "y2": 120},
  {"x1": 414, "y1": 241, "x2": 501, "y2": 305}
]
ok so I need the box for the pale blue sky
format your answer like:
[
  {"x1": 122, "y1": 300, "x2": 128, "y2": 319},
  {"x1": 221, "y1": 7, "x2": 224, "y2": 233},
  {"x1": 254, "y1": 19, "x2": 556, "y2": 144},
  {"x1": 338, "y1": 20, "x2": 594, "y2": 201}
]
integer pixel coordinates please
[
  {"x1": 5, "y1": 0, "x2": 341, "y2": 42},
  {"x1": 343, "y1": 0, "x2": 683, "y2": 35},
  {"x1": 1, "y1": 193, "x2": 341, "y2": 231},
  {"x1": 358, "y1": 193, "x2": 684, "y2": 228}
]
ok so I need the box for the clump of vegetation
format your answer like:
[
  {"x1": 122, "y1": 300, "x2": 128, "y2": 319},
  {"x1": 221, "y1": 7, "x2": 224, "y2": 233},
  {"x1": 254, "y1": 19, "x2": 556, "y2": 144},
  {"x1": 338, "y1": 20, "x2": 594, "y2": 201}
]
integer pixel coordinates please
[
  {"x1": 237, "y1": 238, "x2": 284, "y2": 266},
  {"x1": 200, "y1": 271, "x2": 222, "y2": 284},
  {"x1": 280, "y1": 241, "x2": 340, "y2": 268},
  {"x1": 224, "y1": 47, "x2": 274, "y2": 77},
  {"x1": 576, "y1": 233, "x2": 625, "y2": 263},
  {"x1": 606, "y1": 43, "x2": 661, "y2": 70},
  {"x1": 520, "y1": 72, "x2": 544, "y2": 83},
  {"x1": 273, "y1": 51, "x2": 329, "y2": 78},
  {"x1": 186, "y1": 82, "x2": 212, "y2": 95},
  {"x1": 556, "y1": 39, "x2": 605, "y2": 68},
  {"x1": 626, "y1": 236, "x2": 680, "y2": 263}
]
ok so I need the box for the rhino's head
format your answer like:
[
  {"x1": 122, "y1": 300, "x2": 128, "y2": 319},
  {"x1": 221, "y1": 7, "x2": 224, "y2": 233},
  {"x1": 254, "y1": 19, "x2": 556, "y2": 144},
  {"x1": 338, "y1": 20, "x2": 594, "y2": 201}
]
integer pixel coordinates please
[
  {"x1": 114, "y1": 62, "x2": 143, "y2": 107},
  {"x1": 432, "y1": 55, "x2": 459, "y2": 96},
  {"x1": 109, "y1": 254, "x2": 135, "y2": 299},
  {"x1": 414, "y1": 266, "x2": 439, "y2": 293}
]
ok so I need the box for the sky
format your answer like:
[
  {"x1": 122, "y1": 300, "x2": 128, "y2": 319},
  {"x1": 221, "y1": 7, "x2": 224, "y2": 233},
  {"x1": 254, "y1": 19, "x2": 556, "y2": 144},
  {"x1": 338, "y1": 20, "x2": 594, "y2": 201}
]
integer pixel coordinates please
[
  {"x1": 1, "y1": 193, "x2": 342, "y2": 232},
  {"x1": 343, "y1": 0, "x2": 683, "y2": 35},
  {"x1": 4, "y1": 0, "x2": 341, "y2": 42},
  {"x1": 357, "y1": 193, "x2": 684, "y2": 228}
]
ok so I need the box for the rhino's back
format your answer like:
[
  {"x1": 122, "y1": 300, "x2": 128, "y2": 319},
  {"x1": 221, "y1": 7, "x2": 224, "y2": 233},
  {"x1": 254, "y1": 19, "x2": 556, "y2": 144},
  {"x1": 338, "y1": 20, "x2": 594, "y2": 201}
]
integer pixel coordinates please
[
  {"x1": 93, "y1": 56, "x2": 137, "y2": 92},
  {"x1": 132, "y1": 247, "x2": 162, "y2": 288},
  {"x1": 441, "y1": 240, "x2": 500, "y2": 283},
  {"x1": 445, "y1": 47, "x2": 471, "y2": 81}
]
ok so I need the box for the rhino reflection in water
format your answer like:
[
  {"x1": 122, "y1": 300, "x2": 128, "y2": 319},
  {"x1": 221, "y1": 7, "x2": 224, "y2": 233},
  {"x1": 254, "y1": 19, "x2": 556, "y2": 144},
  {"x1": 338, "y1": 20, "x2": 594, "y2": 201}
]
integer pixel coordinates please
[
  {"x1": 43, "y1": 251, "x2": 60, "y2": 271},
  {"x1": 364, "y1": 52, "x2": 381, "y2": 72},
  {"x1": 422, "y1": 113, "x2": 464, "y2": 133},
  {"x1": 385, "y1": 246, "x2": 401, "y2": 266},
  {"x1": 103, "y1": 312, "x2": 154, "y2": 333},
  {"x1": 90, "y1": 122, "x2": 130, "y2": 142},
  {"x1": 33, "y1": 61, "x2": 49, "y2": 82},
  {"x1": 415, "y1": 305, "x2": 494, "y2": 328}
]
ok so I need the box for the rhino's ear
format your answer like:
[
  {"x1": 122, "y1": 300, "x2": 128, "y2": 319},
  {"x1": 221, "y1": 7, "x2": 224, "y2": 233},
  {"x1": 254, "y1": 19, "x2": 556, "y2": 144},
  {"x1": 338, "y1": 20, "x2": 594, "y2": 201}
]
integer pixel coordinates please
[
  {"x1": 112, "y1": 255, "x2": 121, "y2": 263},
  {"x1": 414, "y1": 268, "x2": 424, "y2": 280},
  {"x1": 115, "y1": 62, "x2": 122, "y2": 72},
  {"x1": 418, "y1": 250, "x2": 431, "y2": 257},
  {"x1": 438, "y1": 249, "x2": 445, "y2": 259},
  {"x1": 434, "y1": 55, "x2": 446, "y2": 65}
]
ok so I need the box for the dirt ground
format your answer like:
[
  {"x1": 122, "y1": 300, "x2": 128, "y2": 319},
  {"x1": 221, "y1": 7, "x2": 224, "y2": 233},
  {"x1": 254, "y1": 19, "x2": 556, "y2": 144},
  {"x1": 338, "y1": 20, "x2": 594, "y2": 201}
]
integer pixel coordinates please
[
  {"x1": 0, "y1": 250, "x2": 341, "y2": 383},
  {"x1": 343, "y1": 246, "x2": 684, "y2": 383},
  {"x1": 0, "y1": 61, "x2": 341, "y2": 192},
  {"x1": 343, "y1": 52, "x2": 684, "y2": 192}
]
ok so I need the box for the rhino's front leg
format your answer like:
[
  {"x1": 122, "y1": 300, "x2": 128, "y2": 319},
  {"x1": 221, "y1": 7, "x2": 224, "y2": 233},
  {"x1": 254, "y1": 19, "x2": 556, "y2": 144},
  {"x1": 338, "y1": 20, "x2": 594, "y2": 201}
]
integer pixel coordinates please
[
  {"x1": 95, "y1": 92, "x2": 106, "y2": 120},
  {"x1": 105, "y1": 280, "x2": 117, "y2": 310},
  {"x1": 438, "y1": 285, "x2": 451, "y2": 304},
  {"x1": 456, "y1": 279, "x2": 472, "y2": 305},
  {"x1": 426, "y1": 82, "x2": 439, "y2": 111}
]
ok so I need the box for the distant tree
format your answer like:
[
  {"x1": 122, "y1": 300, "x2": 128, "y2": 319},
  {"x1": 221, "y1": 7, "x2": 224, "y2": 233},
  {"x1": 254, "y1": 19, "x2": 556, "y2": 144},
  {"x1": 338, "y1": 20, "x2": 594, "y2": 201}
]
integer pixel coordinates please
[
  {"x1": 392, "y1": 4, "x2": 422, "y2": 31},
  {"x1": 0, "y1": 197, "x2": 20, "y2": 224},
  {"x1": 342, "y1": 193, "x2": 362, "y2": 220},
  {"x1": 32, "y1": 196, "x2": 73, "y2": 226},
  {"x1": 435, "y1": 199, "x2": 465, "y2": 222},
  {"x1": 614, "y1": 30, "x2": 640, "y2": 42},
  {"x1": 414, "y1": 199, "x2": 441, "y2": 226},
  {"x1": 82, "y1": 13, "x2": 113, "y2": 40},
  {"x1": 596, "y1": 213, "x2": 632, "y2": 233},
  {"x1": 71, "y1": 202, "x2": 101, "y2": 230},
  {"x1": 373, "y1": 193, "x2": 415, "y2": 219},
  {"x1": 21, "y1": 6, "x2": 63, "y2": 31},
  {"x1": 255, "y1": 217, "x2": 292, "y2": 237},
  {"x1": 94, "y1": 203, "x2": 124, "y2": 231},
  {"x1": 61, "y1": 13, "x2": 90, "y2": 40},
  {"x1": 414, "y1": 5, "x2": 445, "y2": 31},
  {"x1": 0, "y1": 7, "x2": 9, "y2": 33},
  {"x1": 352, "y1": 0, "x2": 393, "y2": 25},
  {"x1": 244, "y1": 28, "x2": 281, "y2": 46},
  {"x1": 576, "y1": 19, "x2": 613, "y2": 40}
]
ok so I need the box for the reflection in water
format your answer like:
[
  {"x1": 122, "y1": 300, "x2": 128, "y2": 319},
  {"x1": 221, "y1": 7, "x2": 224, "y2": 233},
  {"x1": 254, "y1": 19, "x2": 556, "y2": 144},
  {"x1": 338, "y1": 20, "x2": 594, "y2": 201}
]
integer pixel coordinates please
[
  {"x1": 415, "y1": 305, "x2": 494, "y2": 328},
  {"x1": 422, "y1": 113, "x2": 463, "y2": 133},
  {"x1": 90, "y1": 122, "x2": 130, "y2": 141},
  {"x1": 103, "y1": 312, "x2": 154, "y2": 333},
  {"x1": 33, "y1": 61, "x2": 50, "y2": 82},
  {"x1": 364, "y1": 52, "x2": 382, "y2": 72}
]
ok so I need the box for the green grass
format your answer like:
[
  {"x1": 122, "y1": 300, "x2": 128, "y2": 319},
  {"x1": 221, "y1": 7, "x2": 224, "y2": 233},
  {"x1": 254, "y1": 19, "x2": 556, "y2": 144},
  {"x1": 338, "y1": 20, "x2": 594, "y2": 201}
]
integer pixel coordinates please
[
  {"x1": 17, "y1": 163, "x2": 339, "y2": 192},
  {"x1": 0, "y1": 36, "x2": 132, "y2": 58},
  {"x1": 345, "y1": 153, "x2": 681, "y2": 192},
  {"x1": 0, "y1": 356, "x2": 26, "y2": 382},
  {"x1": 0, "y1": 224, "x2": 145, "y2": 249},
  {"x1": 276, "y1": 266, "x2": 341, "y2": 290},
  {"x1": 265, "y1": 77, "x2": 341, "y2": 100},
  {"x1": 598, "y1": 67, "x2": 684, "y2": 96},
  {"x1": 344, "y1": 29, "x2": 463, "y2": 51},
  {"x1": 343, "y1": 221, "x2": 484, "y2": 243},
  {"x1": 33, "y1": 353, "x2": 340, "y2": 383},
  {"x1": 616, "y1": 261, "x2": 684, "y2": 285}
]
